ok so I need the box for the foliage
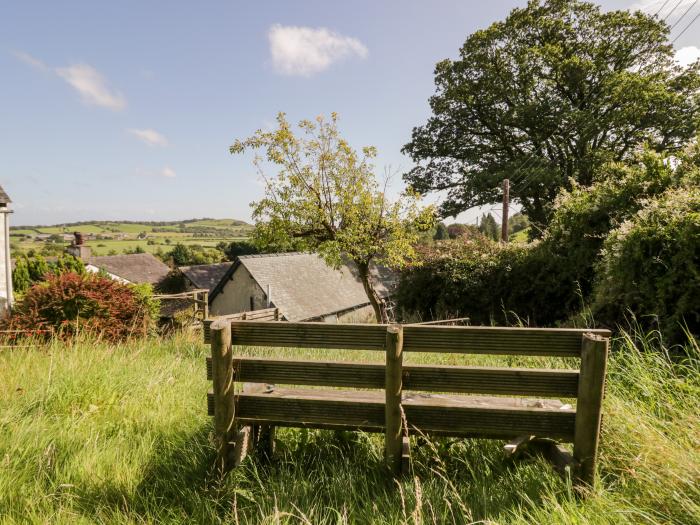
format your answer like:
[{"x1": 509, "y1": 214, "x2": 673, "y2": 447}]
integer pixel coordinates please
[
  {"x1": 231, "y1": 112, "x2": 435, "y2": 321},
  {"x1": 12, "y1": 254, "x2": 85, "y2": 295},
  {"x1": 4, "y1": 272, "x2": 155, "y2": 342},
  {"x1": 446, "y1": 223, "x2": 480, "y2": 240},
  {"x1": 594, "y1": 186, "x2": 700, "y2": 343},
  {"x1": 162, "y1": 243, "x2": 223, "y2": 266},
  {"x1": 478, "y1": 212, "x2": 500, "y2": 241},
  {"x1": 403, "y1": 0, "x2": 700, "y2": 230},
  {"x1": 433, "y1": 222, "x2": 449, "y2": 240},
  {"x1": 0, "y1": 327, "x2": 697, "y2": 523},
  {"x1": 398, "y1": 145, "x2": 699, "y2": 332},
  {"x1": 508, "y1": 212, "x2": 529, "y2": 235},
  {"x1": 397, "y1": 238, "x2": 578, "y2": 325},
  {"x1": 216, "y1": 239, "x2": 260, "y2": 260}
]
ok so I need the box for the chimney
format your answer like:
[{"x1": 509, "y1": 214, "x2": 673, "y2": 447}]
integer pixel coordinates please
[{"x1": 66, "y1": 231, "x2": 92, "y2": 259}]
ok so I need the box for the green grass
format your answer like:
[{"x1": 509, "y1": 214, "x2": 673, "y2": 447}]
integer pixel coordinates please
[{"x1": 0, "y1": 329, "x2": 698, "y2": 524}]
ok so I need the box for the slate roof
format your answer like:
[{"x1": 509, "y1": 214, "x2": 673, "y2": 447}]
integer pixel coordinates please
[
  {"x1": 0, "y1": 185, "x2": 11, "y2": 204},
  {"x1": 86, "y1": 253, "x2": 170, "y2": 285},
  {"x1": 214, "y1": 252, "x2": 395, "y2": 322},
  {"x1": 180, "y1": 262, "x2": 232, "y2": 293}
]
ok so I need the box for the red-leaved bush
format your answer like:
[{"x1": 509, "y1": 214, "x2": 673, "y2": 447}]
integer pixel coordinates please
[{"x1": 4, "y1": 272, "x2": 152, "y2": 342}]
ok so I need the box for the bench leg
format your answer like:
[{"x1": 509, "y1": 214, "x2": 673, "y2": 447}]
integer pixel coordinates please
[{"x1": 256, "y1": 424, "x2": 276, "y2": 459}]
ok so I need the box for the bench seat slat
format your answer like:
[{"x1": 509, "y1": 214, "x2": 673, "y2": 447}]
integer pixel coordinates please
[
  {"x1": 205, "y1": 357, "x2": 579, "y2": 397},
  {"x1": 208, "y1": 388, "x2": 576, "y2": 441}
]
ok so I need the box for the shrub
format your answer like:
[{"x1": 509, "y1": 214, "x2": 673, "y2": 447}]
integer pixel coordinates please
[
  {"x1": 396, "y1": 238, "x2": 579, "y2": 325},
  {"x1": 4, "y1": 272, "x2": 156, "y2": 342},
  {"x1": 594, "y1": 186, "x2": 700, "y2": 343}
]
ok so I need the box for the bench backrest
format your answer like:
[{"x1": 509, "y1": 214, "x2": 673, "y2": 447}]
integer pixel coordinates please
[{"x1": 207, "y1": 321, "x2": 610, "y2": 484}]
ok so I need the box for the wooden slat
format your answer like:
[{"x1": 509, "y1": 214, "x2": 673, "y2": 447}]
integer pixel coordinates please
[
  {"x1": 236, "y1": 388, "x2": 386, "y2": 431},
  {"x1": 204, "y1": 309, "x2": 279, "y2": 343},
  {"x1": 403, "y1": 325, "x2": 611, "y2": 357},
  {"x1": 401, "y1": 393, "x2": 576, "y2": 440},
  {"x1": 404, "y1": 363, "x2": 579, "y2": 397},
  {"x1": 230, "y1": 321, "x2": 387, "y2": 350},
  {"x1": 208, "y1": 388, "x2": 576, "y2": 441},
  {"x1": 205, "y1": 357, "x2": 579, "y2": 397}
]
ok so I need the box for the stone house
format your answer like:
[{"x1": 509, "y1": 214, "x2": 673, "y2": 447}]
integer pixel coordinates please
[{"x1": 208, "y1": 252, "x2": 394, "y2": 322}]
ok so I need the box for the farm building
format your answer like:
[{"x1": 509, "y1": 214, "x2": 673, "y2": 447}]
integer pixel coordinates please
[
  {"x1": 208, "y1": 252, "x2": 394, "y2": 322},
  {"x1": 0, "y1": 185, "x2": 13, "y2": 314},
  {"x1": 84, "y1": 253, "x2": 170, "y2": 285},
  {"x1": 64, "y1": 233, "x2": 170, "y2": 286},
  {"x1": 180, "y1": 262, "x2": 232, "y2": 294}
]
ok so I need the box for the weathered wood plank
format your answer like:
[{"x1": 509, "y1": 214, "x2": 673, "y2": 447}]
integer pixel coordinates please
[
  {"x1": 403, "y1": 325, "x2": 610, "y2": 357},
  {"x1": 573, "y1": 333, "x2": 609, "y2": 486},
  {"x1": 210, "y1": 320, "x2": 235, "y2": 473},
  {"x1": 205, "y1": 356, "x2": 579, "y2": 397},
  {"x1": 204, "y1": 309, "x2": 279, "y2": 343},
  {"x1": 223, "y1": 387, "x2": 576, "y2": 441},
  {"x1": 385, "y1": 325, "x2": 404, "y2": 475},
  {"x1": 230, "y1": 321, "x2": 387, "y2": 350}
]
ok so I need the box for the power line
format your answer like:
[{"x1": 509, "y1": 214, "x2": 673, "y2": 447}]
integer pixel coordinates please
[
  {"x1": 654, "y1": 0, "x2": 672, "y2": 16},
  {"x1": 670, "y1": 0, "x2": 698, "y2": 29},
  {"x1": 672, "y1": 11, "x2": 700, "y2": 40},
  {"x1": 663, "y1": 0, "x2": 686, "y2": 21}
]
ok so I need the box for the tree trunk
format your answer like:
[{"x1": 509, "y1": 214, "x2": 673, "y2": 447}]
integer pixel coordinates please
[{"x1": 356, "y1": 261, "x2": 388, "y2": 323}]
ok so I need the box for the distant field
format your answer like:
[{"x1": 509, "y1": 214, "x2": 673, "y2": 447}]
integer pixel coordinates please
[{"x1": 10, "y1": 218, "x2": 252, "y2": 256}]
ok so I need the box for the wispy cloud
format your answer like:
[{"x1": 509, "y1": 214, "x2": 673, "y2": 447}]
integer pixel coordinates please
[
  {"x1": 56, "y1": 64, "x2": 126, "y2": 110},
  {"x1": 13, "y1": 51, "x2": 126, "y2": 111},
  {"x1": 11, "y1": 50, "x2": 50, "y2": 72},
  {"x1": 135, "y1": 166, "x2": 177, "y2": 179},
  {"x1": 128, "y1": 128, "x2": 169, "y2": 147},
  {"x1": 268, "y1": 24, "x2": 368, "y2": 76},
  {"x1": 675, "y1": 46, "x2": 700, "y2": 67},
  {"x1": 160, "y1": 166, "x2": 176, "y2": 178}
]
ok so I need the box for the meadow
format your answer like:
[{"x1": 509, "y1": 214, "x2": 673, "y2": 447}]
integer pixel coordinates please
[
  {"x1": 0, "y1": 327, "x2": 697, "y2": 524},
  {"x1": 10, "y1": 219, "x2": 253, "y2": 257}
]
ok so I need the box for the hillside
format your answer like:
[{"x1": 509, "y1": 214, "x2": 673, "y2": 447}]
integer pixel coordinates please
[{"x1": 10, "y1": 218, "x2": 254, "y2": 257}]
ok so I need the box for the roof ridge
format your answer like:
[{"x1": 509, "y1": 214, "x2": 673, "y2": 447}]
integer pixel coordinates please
[{"x1": 237, "y1": 251, "x2": 309, "y2": 260}]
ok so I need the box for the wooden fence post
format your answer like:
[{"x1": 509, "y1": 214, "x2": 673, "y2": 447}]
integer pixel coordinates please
[
  {"x1": 573, "y1": 333, "x2": 609, "y2": 486},
  {"x1": 385, "y1": 324, "x2": 404, "y2": 475},
  {"x1": 211, "y1": 319, "x2": 235, "y2": 474},
  {"x1": 202, "y1": 290, "x2": 209, "y2": 320}
]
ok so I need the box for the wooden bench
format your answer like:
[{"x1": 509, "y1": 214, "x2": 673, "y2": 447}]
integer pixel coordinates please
[{"x1": 206, "y1": 320, "x2": 609, "y2": 486}]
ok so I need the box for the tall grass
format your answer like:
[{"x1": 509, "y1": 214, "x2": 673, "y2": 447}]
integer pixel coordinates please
[{"x1": 0, "y1": 329, "x2": 698, "y2": 524}]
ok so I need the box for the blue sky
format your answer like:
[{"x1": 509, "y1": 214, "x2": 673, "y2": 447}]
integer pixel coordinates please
[{"x1": 2, "y1": 0, "x2": 699, "y2": 226}]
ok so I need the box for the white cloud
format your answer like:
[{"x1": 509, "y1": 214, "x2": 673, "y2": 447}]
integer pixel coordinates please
[
  {"x1": 160, "y1": 166, "x2": 176, "y2": 178},
  {"x1": 675, "y1": 46, "x2": 700, "y2": 67},
  {"x1": 268, "y1": 24, "x2": 368, "y2": 76},
  {"x1": 11, "y1": 50, "x2": 50, "y2": 72},
  {"x1": 56, "y1": 64, "x2": 126, "y2": 110},
  {"x1": 128, "y1": 128, "x2": 169, "y2": 147}
]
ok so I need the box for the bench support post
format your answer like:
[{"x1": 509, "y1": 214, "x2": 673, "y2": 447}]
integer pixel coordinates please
[
  {"x1": 211, "y1": 319, "x2": 235, "y2": 474},
  {"x1": 573, "y1": 333, "x2": 609, "y2": 486},
  {"x1": 385, "y1": 324, "x2": 404, "y2": 475}
]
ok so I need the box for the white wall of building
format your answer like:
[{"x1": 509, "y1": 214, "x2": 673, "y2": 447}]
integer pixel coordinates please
[
  {"x1": 210, "y1": 266, "x2": 267, "y2": 317},
  {"x1": 0, "y1": 211, "x2": 12, "y2": 315}
]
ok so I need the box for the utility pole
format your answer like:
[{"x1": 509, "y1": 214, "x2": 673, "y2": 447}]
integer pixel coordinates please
[{"x1": 501, "y1": 179, "x2": 509, "y2": 243}]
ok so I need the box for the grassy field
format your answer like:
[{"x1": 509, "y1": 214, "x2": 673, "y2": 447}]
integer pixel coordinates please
[
  {"x1": 10, "y1": 219, "x2": 253, "y2": 257},
  {"x1": 0, "y1": 328, "x2": 697, "y2": 524}
]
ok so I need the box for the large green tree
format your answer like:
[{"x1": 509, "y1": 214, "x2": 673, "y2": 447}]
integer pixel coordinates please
[
  {"x1": 403, "y1": 0, "x2": 700, "y2": 231},
  {"x1": 231, "y1": 113, "x2": 434, "y2": 322}
]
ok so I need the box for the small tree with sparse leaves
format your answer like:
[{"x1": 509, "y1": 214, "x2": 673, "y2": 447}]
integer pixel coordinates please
[{"x1": 231, "y1": 113, "x2": 435, "y2": 322}]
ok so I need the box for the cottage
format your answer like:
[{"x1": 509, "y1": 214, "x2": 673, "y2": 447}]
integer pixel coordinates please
[
  {"x1": 0, "y1": 185, "x2": 13, "y2": 314},
  {"x1": 209, "y1": 252, "x2": 394, "y2": 322},
  {"x1": 180, "y1": 262, "x2": 232, "y2": 294},
  {"x1": 84, "y1": 253, "x2": 170, "y2": 285},
  {"x1": 63, "y1": 233, "x2": 170, "y2": 286}
]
